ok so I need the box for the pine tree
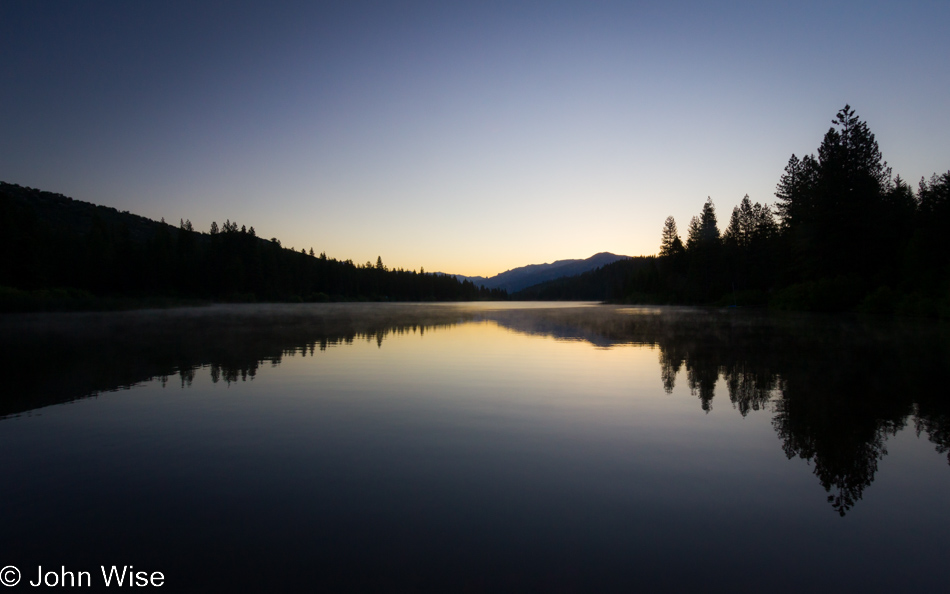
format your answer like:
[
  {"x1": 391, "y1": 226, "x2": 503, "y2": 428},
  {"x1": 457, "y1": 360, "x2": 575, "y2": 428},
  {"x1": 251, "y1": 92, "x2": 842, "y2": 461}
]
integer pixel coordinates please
[
  {"x1": 687, "y1": 198, "x2": 720, "y2": 250},
  {"x1": 723, "y1": 196, "x2": 753, "y2": 248},
  {"x1": 814, "y1": 105, "x2": 891, "y2": 277},
  {"x1": 775, "y1": 154, "x2": 818, "y2": 229},
  {"x1": 659, "y1": 216, "x2": 684, "y2": 257},
  {"x1": 833, "y1": 104, "x2": 890, "y2": 190}
]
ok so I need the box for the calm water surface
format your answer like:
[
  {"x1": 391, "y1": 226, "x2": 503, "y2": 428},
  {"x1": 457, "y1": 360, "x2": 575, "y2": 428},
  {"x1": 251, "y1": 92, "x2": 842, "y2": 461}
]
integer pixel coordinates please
[{"x1": 1, "y1": 303, "x2": 948, "y2": 592}]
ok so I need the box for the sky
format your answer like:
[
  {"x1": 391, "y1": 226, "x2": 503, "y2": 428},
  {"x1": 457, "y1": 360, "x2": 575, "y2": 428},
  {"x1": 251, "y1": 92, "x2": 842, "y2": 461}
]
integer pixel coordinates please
[{"x1": 2, "y1": 0, "x2": 949, "y2": 277}]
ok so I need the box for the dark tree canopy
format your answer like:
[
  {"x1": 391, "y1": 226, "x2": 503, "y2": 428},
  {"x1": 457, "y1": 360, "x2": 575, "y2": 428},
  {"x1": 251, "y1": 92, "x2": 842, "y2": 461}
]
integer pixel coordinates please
[
  {"x1": 723, "y1": 195, "x2": 776, "y2": 249},
  {"x1": 600, "y1": 105, "x2": 950, "y2": 314}
]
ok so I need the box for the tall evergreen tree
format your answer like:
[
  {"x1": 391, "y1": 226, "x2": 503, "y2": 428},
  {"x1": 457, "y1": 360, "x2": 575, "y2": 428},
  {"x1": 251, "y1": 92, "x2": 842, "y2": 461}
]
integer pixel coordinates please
[
  {"x1": 659, "y1": 216, "x2": 685, "y2": 257},
  {"x1": 723, "y1": 196, "x2": 753, "y2": 248},
  {"x1": 686, "y1": 198, "x2": 720, "y2": 250},
  {"x1": 776, "y1": 106, "x2": 892, "y2": 281},
  {"x1": 775, "y1": 154, "x2": 819, "y2": 229},
  {"x1": 813, "y1": 106, "x2": 890, "y2": 278}
]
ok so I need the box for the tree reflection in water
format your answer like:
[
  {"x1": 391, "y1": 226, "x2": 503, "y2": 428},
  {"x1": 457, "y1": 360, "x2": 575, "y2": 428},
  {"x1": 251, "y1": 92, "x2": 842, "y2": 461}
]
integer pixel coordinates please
[
  {"x1": 1, "y1": 303, "x2": 947, "y2": 516},
  {"x1": 486, "y1": 305, "x2": 950, "y2": 516}
]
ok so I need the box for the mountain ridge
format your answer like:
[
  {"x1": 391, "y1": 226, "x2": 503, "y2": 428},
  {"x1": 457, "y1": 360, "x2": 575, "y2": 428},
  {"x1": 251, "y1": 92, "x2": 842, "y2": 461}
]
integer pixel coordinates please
[{"x1": 439, "y1": 252, "x2": 630, "y2": 293}]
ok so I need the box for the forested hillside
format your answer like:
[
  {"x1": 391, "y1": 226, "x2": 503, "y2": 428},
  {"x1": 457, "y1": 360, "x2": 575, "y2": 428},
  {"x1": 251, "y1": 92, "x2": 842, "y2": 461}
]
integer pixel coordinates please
[
  {"x1": 0, "y1": 183, "x2": 506, "y2": 310},
  {"x1": 516, "y1": 106, "x2": 949, "y2": 317}
]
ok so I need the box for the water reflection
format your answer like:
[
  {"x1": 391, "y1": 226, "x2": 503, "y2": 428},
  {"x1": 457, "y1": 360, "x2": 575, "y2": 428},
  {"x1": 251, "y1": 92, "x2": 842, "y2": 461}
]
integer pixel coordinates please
[
  {"x1": 1, "y1": 303, "x2": 948, "y2": 522},
  {"x1": 484, "y1": 305, "x2": 950, "y2": 515},
  {"x1": 0, "y1": 304, "x2": 475, "y2": 418}
]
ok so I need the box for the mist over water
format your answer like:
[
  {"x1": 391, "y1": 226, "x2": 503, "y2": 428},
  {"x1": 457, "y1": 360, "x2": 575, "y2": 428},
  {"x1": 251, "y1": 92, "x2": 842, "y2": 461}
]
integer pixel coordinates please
[{"x1": 1, "y1": 303, "x2": 948, "y2": 592}]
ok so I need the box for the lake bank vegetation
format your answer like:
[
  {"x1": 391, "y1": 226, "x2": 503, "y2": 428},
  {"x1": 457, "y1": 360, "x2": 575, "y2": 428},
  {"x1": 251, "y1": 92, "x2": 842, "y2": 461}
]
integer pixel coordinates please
[
  {"x1": 0, "y1": 183, "x2": 506, "y2": 311},
  {"x1": 513, "y1": 106, "x2": 950, "y2": 318}
]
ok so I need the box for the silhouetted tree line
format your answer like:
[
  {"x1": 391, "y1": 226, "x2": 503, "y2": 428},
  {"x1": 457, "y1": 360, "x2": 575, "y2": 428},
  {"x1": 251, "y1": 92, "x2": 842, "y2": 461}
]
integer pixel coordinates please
[
  {"x1": 660, "y1": 105, "x2": 950, "y2": 315},
  {"x1": 0, "y1": 183, "x2": 506, "y2": 308},
  {"x1": 517, "y1": 106, "x2": 949, "y2": 315}
]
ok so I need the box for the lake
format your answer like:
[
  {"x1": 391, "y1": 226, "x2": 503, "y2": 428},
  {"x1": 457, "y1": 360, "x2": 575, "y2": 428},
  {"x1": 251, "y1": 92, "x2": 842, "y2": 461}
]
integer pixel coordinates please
[{"x1": 1, "y1": 303, "x2": 948, "y2": 592}]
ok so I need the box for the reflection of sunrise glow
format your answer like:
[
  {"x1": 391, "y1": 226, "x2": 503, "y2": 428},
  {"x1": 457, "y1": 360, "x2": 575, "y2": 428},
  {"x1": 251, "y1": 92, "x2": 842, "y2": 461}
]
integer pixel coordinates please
[{"x1": 276, "y1": 315, "x2": 708, "y2": 428}]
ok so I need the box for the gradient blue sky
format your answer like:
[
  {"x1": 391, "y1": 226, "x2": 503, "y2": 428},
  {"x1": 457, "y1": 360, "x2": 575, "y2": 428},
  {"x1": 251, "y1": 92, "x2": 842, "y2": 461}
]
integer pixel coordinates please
[{"x1": 2, "y1": 1, "x2": 948, "y2": 276}]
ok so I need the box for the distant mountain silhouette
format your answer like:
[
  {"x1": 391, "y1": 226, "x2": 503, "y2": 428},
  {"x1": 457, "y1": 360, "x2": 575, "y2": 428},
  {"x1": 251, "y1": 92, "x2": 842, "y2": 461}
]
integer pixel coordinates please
[
  {"x1": 511, "y1": 256, "x2": 653, "y2": 301},
  {"x1": 443, "y1": 252, "x2": 629, "y2": 293}
]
